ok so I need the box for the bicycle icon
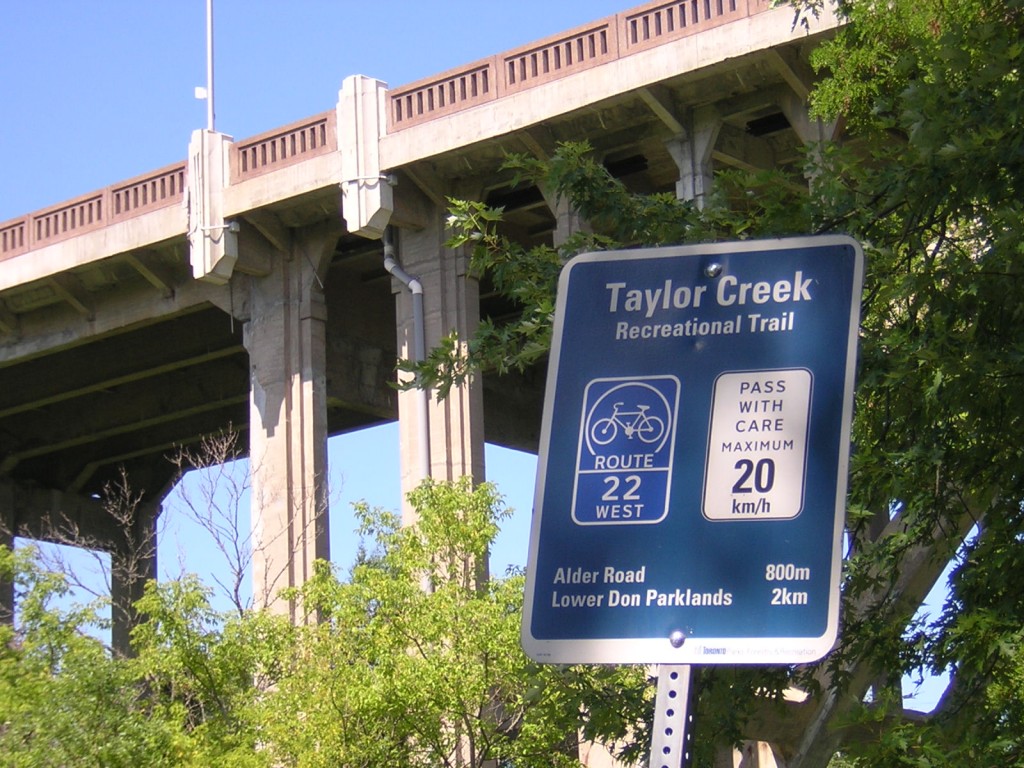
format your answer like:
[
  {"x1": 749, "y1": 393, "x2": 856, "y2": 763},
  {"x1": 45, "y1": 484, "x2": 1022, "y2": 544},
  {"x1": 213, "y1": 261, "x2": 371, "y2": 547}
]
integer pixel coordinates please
[
  {"x1": 581, "y1": 377, "x2": 678, "y2": 458},
  {"x1": 589, "y1": 402, "x2": 666, "y2": 446}
]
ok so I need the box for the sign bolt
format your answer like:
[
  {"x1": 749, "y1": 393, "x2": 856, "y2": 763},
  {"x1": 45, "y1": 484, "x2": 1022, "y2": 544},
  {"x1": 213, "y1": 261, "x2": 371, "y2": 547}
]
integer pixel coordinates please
[
  {"x1": 669, "y1": 630, "x2": 687, "y2": 648},
  {"x1": 704, "y1": 262, "x2": 723, "y2": 278}
]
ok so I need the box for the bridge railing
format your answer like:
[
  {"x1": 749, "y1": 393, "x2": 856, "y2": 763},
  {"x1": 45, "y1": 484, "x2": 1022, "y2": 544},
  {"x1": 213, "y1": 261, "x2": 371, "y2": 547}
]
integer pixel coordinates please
[
  {"x1": 0, "y1": 0, "x2": 775, "y2": 263},
  {"x1": 0, "y1": 111, "x2": 340, "y2": 261},
  {"x1": 231, "y1": 110, "x2": 337, "y2": 184},
  {"x1": 386, "y1": 0, "x2": 772, "y2": 132},
  {"x1": 111, "y1": 164, "x2": 187, "y2": 219},
  {"x1": 1, "y1": 162, "x2": 186, "y2": 261}
]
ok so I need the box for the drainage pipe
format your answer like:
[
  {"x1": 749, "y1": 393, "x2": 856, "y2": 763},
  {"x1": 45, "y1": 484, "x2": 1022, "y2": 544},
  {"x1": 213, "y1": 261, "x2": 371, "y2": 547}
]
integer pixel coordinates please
[{"x1": 382, "y1": 226, "x2": 431, "y2": 481}]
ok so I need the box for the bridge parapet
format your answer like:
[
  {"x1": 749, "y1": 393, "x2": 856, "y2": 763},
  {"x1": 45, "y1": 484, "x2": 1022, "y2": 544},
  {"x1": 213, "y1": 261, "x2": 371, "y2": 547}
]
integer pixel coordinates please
[
  {"x1": 386, "y1": 0, "x2": 772, "y2": 132},
  {"x1": 112, "y1": 164, "x2": 187, "y2": 220},
  {"x1": 231, "y1": 110, "x2": 337, "y2": 184},
  {"x1": 502, "y1": 20, "x2": 616, "y2": 96},
  {"x1": 1, "y1": 217, "x2": 27, "y2": 260},
  {"x1": 0, "y1": 162, "x2": 186, "y2": 263},
  {"x1": 0, "y1": 109, "x2": 337, "y2": 267},
  {"x1": 622, "y1": 0, "x2": 771, "y2": 52}
]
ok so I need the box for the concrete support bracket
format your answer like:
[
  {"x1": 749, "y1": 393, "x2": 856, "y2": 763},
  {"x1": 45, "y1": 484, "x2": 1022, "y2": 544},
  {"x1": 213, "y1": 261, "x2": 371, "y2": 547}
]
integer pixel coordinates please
[
  {"x1": 187, "y1": 129, "x2": 238, "y2": 284},
  {"x1": 338, "y1": 75, "x2": 394, "y2": 239},
  {"x1": 775, "y1": 87, "x2": 840, "y2": 148},
  {"x1": 665, "y1": 107, "x2": 722, "y2": 207}
]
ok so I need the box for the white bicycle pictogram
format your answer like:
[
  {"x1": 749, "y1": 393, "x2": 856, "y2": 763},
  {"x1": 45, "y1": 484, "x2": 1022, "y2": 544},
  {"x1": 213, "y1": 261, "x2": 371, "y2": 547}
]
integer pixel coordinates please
[{"x1": 589, "y1": 401, "x2": 667, "y2": 446}]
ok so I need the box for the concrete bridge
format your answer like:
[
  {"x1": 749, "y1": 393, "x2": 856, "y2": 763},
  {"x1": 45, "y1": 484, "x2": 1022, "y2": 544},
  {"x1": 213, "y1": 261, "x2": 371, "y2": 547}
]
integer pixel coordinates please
[{"x1": 0, "y1": 0, "x2": 841, "y2": 644}]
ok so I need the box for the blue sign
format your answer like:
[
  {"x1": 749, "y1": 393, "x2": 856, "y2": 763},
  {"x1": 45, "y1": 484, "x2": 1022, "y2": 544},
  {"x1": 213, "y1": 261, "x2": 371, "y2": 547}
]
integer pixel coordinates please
[{"x1": 522, "y1": 236, "x2": 864, "y2": 664}]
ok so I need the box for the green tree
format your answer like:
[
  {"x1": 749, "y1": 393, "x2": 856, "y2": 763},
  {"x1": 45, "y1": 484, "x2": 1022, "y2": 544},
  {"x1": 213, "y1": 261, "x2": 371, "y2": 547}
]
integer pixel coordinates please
[
  {"x1": 0, "y1": 545, "x2": 195, "y2": 767},
  {"x1": 257, "y1": 477, "x2": 650, "y2": 767},
  {"x1": 404, "y1": 0, "x2": 1024, "y2": 763},
  {"x1": 0, "y1": 479, "x2": 651, "y2": 767},
  {"x1": 807, "y1": 0, "x2": 1024, "y2": 764}
]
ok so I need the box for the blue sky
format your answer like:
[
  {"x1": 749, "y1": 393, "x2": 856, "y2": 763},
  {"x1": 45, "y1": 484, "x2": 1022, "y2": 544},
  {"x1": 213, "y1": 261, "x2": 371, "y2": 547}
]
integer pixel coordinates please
[{"x1": 0, "y1": 0, "x2": 632, "y2": 588}]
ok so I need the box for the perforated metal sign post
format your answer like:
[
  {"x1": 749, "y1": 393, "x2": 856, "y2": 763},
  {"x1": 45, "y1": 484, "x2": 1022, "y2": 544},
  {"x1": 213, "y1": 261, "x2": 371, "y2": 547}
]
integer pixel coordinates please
[{"x1": 522, "y1": 236, "x2": 864, "y2": 665}]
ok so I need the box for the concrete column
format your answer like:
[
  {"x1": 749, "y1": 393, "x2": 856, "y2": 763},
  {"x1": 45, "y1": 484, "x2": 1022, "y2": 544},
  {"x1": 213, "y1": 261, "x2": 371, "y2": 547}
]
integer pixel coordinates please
[
  {"x1": 394, "y1": 210, "x2": 485, "y2": 523},
  {"x1": 110, "y1": 501, "x2": 158, "y2": 656},
  {"x1": 540, "y1": 186, "x2": 592, "y2": 245},
  {"x1": 243, "y1": 225, "x2": 334, "y2": 618},
  {"x1": 777, "y1": 89, "x2": 840, "y2": 189},
  {"x1": 666, "y1": 106, "x2": 722, "y2": 207},
  {"x1": 721, "y1": 740, "x2": 786, "y2": 767}
]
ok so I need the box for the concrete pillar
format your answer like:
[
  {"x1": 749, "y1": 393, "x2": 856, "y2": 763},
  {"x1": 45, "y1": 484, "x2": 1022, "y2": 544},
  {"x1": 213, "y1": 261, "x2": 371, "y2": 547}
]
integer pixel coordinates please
[
  {"x1": 777, "y1": 89, "x2": 840, "y2": 189},
  {"x1": 110, "y1": 501, "x2": 158, "y2": 656},
  {"x1": 338, "y1": 75, "x2": 393, "y2": 239},
  {"x1": 394, "y1": 209, "x2": 485, "y2": 523},
  {"x1": 725, "y1": 740, "x2": 785, "y2": 767},
  {"x1": 666, "y1": 106, "x2": 722, "y2": 207},
  {"x1": 0, "y1": 477, "x2": 160, "y2": 651},
  {"x1": 540, "y1": 186, "x2": 592, "y2": 245},
  {"x1": 243, "y1": 225, "x2": 334, "y2": 618}
]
